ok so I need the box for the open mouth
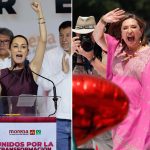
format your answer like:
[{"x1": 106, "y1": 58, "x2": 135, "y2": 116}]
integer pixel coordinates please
[
  {"x1": 16, "y1": 54, "x2": 23, "y2": 59},
  {"x1": 127, "y1": 36, "x2": 135, "y2": 42}
]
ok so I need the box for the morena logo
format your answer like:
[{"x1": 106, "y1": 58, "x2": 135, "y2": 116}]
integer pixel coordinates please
[
  {"x1": 9, "y1": 130, "x2": 41, "y2": 135},
  {"x1": 9, "y1": 130, "x2": 28, "y2": 135}
]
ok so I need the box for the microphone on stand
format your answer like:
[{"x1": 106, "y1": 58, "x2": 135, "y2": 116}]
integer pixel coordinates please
[
  {"x1": 24, "y1": 60, "x2": 58, "y2": 116},
  {"x1": 31, "y1": 70, "x2": 58, "y2": 116}
]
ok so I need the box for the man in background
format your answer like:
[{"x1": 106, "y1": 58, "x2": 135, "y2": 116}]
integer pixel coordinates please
[
  {"x1": 0, "y1": 28, "x2": 13, "y2": 69},
  {"x1": 38, "y1": 21, "x2": 71, "y2": 150}
]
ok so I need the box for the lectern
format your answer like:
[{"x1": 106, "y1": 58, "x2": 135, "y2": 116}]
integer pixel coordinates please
[{"x1": 0, "y1": 96, "x2": 60, "y2": 150}]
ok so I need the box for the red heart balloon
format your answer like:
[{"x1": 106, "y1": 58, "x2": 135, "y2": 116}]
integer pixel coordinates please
[{"x1": 73, "y1": 74, "x2": 129, "y2": 146}]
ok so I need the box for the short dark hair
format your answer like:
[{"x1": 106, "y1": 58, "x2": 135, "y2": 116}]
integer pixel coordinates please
[
  {"x1": 59, "y1": 21, "x2": 71, "y2": 32},
  {"x1": 9, "y1": 35, "x2": 29, "y2": 49},
  {"x1": 0, "y1": 28, "x2": 14, "y2": 40}
]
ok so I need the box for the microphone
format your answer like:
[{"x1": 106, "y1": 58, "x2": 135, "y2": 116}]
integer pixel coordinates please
[
  {"x1": 31, "y1": 70, "x2": 58, "y2": 116},
  {"x1": 14, "y1": 60, "x2": 58, "y2": 116}
]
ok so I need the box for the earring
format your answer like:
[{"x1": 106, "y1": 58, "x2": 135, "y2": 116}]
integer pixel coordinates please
[
  {"x1": 140, "y1": 35, "x2": 143, "y2": 44},
  {"x1": 139, "y1": 40, "x2": 142, "y2": 44}
]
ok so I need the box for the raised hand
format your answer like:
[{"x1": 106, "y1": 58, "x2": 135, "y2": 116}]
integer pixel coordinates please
[
  {"x1": 31, "y1": 1, "x2": 42, "y2": 14},
  {"x1": 30, "y1": 0, "x2": 47, "y2": 81},
  {"x1": 102, "y1": 8, "x2": 125, "y2": 24}
]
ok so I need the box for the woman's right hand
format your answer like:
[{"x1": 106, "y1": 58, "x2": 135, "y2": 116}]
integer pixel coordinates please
[
  {"x1": 101, "y1": 8, "x2": 125, "y2": 24},
  {"x1": 93, "y1": 8, "x2": 125, "y2": 51}
]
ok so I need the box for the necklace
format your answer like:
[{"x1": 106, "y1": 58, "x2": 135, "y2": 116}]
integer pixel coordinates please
[
  {"x1": 121, "y1": 44, "x2": 142, "y2": 62},
  {"x1": 123, "y1": 53, "x2": 136, "y2": 61},
  {"x1": 121, "y1": 49, "x2": 139, "y2": 62}
]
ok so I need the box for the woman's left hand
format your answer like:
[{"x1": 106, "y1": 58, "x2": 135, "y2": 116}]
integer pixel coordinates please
[{"x1": 31, "y1": 1, "x2": 42, "y2": 14}]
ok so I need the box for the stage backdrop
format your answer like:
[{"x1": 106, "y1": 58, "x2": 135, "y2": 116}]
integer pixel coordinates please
[{"x1": 0, "y1": 0, "x2": 71, "y2": 60}]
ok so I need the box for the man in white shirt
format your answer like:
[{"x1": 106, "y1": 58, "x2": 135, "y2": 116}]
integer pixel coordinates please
[
  {"x1": 38, "y1": 21, "x2": 71, "y2": 150},
  {"x1": 0, "y1": 28, "x2": 13, "y2": 69},
  {"x1": 0, "y1": 28, "x2": 14, "y2": 114}
]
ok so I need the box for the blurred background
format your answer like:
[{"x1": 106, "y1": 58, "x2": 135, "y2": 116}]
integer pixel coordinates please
[{"x1": 73, "y1": 0, "x2": 150, "y2": 40}]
